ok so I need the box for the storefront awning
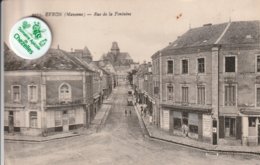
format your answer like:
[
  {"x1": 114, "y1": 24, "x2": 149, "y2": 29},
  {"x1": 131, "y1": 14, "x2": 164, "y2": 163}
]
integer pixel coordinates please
[
  {"x1": 161, "y1": 104, "x2": 212, "y2": 114},
  {"x1": 240, "y1": 108, "x2": 260, "y2": 116}
]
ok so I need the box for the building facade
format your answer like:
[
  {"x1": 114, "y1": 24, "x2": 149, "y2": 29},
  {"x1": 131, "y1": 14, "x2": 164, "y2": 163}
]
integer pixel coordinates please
[
  {"x1": 4, "y1": 47, "x2": 99, "y2": 136},
  {"x1": 152, "y1": 21, "x2": 260, "y2": 146}
]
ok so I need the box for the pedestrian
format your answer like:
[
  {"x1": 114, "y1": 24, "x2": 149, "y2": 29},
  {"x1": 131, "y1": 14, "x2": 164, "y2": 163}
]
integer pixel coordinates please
[
  {"x1": 125, "y1": 109, "x2": 127, "y2": 116},
  {"x1": 141, "y1": 106, "x2": 143, "y2": 116},
  {"x1": 182, "y1": 123, "x2": 189, "y2": 137},
  {"x1": 144, "y1": 108, "x2": 147, "y2": 117},
  {"x1": 129, "y1": 109, "x2": 132, "y2": 116}
]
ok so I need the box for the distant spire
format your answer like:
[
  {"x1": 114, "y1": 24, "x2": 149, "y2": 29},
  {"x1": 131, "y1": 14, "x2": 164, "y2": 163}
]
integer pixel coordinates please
[{"x1": 111, "y1": 41, "x2": 120, "y2": 54}]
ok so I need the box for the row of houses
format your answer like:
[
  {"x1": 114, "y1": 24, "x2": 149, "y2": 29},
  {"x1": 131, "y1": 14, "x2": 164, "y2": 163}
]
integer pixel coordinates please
[
  {"x1": 4, "y1": 43, "x2": 116, "y2": 136},
  {"x1": 133, "y1": 20, "x2": 260, "y2": 146}
]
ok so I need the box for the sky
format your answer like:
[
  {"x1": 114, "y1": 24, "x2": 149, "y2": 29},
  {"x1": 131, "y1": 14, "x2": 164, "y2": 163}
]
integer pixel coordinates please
[{"x1": 3, "y1": 0, "x2": 260, "y2": 63}]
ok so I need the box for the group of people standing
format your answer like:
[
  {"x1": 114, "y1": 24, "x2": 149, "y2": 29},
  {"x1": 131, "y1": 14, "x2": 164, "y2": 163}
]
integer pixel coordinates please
[{"x1": 125, "y1": 109, "x2": 132, "y2": 116}]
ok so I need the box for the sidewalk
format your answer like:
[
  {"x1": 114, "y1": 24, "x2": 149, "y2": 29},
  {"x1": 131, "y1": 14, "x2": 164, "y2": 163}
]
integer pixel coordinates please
[
  {"x1": 134, "y1": 103, "x2": 260, "y2": 155},
  {"x1": 5, "y1": 93, "x2": 114, "y2": 142}
]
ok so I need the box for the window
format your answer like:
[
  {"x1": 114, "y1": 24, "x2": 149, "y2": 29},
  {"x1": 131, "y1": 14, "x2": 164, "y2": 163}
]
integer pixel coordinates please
[
  {"x1": 224, "y1": 85, "x2": 236, "y2": 106},
  {"x1": 167, "y1": 60, "x2": 173, "y2": 74},
  {"x1": 182, "y1": 87, "x2": 189, "y2": 104},
  {"x1": 188, "y1": 113, "x2": 198, "y2": 134},
  {"x1": 257, "y1": 88, "x2": 260, "y2": 107},
  {"x1": 59, "y1": 83, "x2": 71, "y2": 102},
  {"x1": 167, "y1": 84, "x2": 174, "y2": 101},
  {"x1": 55, "y1": 111, "x2": 62, "y2": 127},
  {"x1": 28, "y1": 85, "x2": 37, "y2": 102},
  {"x1": 182, "y1": 59, "x2": 189, "y2": 74},
  {"x1": 197, "y1": 58, "x2": 205, "y2": 73},
  {"x1": 249, "y1": 117, "x2": 256, "y2": 127},
  {"x1": 173, "y1": 111, "x2": 182, "y2": 130},
  {"x1": 30, "y1": 112, "x2": 37, "y2": 128},
  {"x1": 197, "y1": 86, "x2": 205, "y2": 105},
  {"x1": 225, "y1": 56, "x2": 236, "y2": 72},
  {"x1": 12, "y1": 85, "x2": 21, "y2": 102},
  {"x1": 182, "y1": 112, "x2": 188, "y2": 125},
  {"x1": 68, "y1": 110, "x2": 76, "y2": 125},
  {"x1": 257, "y1": 56, "x2": 260, "y2": 72}
]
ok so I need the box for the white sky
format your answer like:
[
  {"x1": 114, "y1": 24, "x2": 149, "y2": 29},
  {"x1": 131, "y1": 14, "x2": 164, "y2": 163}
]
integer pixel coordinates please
[{"x1": 3, "y1": 0, "x2": 260, "y2": 62}]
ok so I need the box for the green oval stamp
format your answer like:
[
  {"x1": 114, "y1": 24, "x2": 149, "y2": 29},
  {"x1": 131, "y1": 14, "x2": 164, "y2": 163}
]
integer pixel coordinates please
[{"x1": 9, "y1": 17, "x2": 52, "y2": 60}]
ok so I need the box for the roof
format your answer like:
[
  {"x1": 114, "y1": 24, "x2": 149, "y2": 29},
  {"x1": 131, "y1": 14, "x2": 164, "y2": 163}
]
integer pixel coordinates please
[
  {"x1": 4, "y1": 45, "x2": 94, "y2": 72},
  {"x1": 158, "y1": 21, "x2": 260, "y2": 56}
]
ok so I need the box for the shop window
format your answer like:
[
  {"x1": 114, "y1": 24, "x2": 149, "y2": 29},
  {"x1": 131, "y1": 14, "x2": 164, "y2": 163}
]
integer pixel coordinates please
[
  {"x1": 28, "y1": 85, "x2": 37, "y2": 102},
  {"x1": 30, "y1": 111, "x2": 37, "y2": 128},
  {"x1": 174, "y1": 118, "x2": 182, "y2": 130},
  {"x1": 197, "y1": 58, "x2": 205, "y2": 73},
  {"x1": 225, "y1": 56, "x2": 236, "y2": 72},
  {"x1": 68, "y1": 110, "x2": 76, "y2": 125},
  {"x1": 249, "y1": 117, "x2": 256, "y2": 127},
  {"x1": 189, "y1": 125, "x2": 198, "y2": 134},
  {"x1": 182, "y1": 112, "x2": 188, "y2": 125},
  {"x1": 12, "y1": 85, "x2": 21, "y2": 102},
  {"x1": 182, "y1": 59, "x2": 189, "y2": 74},
  {"x1": 224, "y1": 85, "x2": 236, "y2": 106},
  {"x1": 55, "y1": 111, "x2": 62, "y2": 127},
  {"x1": 167, "y1": 60, "x2": 173, "y2": 74}
]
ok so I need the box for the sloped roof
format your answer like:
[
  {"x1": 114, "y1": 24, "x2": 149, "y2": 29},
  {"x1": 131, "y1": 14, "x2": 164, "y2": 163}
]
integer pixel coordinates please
[
  {"x1": 159, "y1": 20, "x2": 260, "y2": 56},
  {"x1": 4, "y1": 45, "x2": 94, "y2": 72}
]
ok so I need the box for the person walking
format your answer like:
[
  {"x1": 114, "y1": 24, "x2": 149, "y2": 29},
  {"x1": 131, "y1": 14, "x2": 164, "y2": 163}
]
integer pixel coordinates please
[
  {"x1": 129, "y1": 109, "x2": 132, "y2": 116},
  {"x1": 125, "y1": 109, "x2": 127, "y2": 116}
]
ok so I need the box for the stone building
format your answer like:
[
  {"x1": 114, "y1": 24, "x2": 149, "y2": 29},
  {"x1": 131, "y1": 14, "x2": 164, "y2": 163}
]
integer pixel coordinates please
[
  {"x1": 4, "y1": 45, "x2": 98, "y2": 136},
  {"x1": 152, "y1": 21, "x2": 260, "y2": 146}
]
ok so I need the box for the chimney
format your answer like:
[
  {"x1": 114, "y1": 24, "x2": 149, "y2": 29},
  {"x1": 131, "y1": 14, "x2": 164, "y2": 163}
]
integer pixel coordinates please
[
  {"x1": 57, "y1": 44, "x2": 60, "y2": 49},
  {"x1": 71, "y1": 48, "x2": 73, "y2": 52}
]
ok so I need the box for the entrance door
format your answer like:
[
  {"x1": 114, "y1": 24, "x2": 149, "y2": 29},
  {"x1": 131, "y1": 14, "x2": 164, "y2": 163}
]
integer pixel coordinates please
[
  {"x1": 8, "y1": 111, "x2": 14, "y2": 133},
  {"x1": 258, "y1": 125, "x2": 260, "y2": 145},
  {"x1": 62, "y1": 111, "x2": 69, "y2": 132},
  {"x1": 225, "y1": 117, "x2": 236, "y2": 137}
]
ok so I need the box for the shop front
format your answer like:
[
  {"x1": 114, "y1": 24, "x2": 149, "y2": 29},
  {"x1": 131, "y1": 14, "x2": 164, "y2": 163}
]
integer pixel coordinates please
[
  {"x1": 240, "y1": 109, "x2": 260, "y2": 146},
  {"x1": 161, "y1": 104, "x2": 212, "y2": 142}
]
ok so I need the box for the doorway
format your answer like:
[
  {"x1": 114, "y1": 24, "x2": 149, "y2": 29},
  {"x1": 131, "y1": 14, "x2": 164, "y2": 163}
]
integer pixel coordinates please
[
  {"x1": 62, "y1": 111, "x2": 69, "y2": 132},
  {"x1": 225, "y1": 117, "x2": 236, "y2": 137},
  {"x1": 8, "y1": 111, "x2": 14, "y2": 133}
]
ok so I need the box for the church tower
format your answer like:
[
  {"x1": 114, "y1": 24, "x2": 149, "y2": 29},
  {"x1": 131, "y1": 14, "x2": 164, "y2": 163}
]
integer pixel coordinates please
[{"x1": 111, "y1": 42, "x2": 120, "y2": 55}]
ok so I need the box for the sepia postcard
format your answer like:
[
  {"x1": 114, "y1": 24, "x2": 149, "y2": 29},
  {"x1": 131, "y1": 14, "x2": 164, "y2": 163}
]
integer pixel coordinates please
[{"x1": 1, "y1": 0, "x2": 260, "y2": 164}]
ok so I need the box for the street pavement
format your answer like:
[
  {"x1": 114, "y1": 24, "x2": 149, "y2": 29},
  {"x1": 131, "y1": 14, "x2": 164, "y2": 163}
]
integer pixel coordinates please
[{"x1": 4, "y1": 85, "x2": 260, "y2": 165}]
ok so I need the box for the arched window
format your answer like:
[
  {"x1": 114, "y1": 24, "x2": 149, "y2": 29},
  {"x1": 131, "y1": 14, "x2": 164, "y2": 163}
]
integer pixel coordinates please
[{"x1": 59, "y1": 83, "x2": 71, "y2": 103}]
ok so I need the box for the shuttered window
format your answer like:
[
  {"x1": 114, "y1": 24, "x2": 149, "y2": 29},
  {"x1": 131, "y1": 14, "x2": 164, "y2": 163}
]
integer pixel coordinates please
[
  {"x1": 225, "y1": 85, "x2": 236, "y2": 106},
  {"x1": 182, "y1": 87, "x2": 189, "y2": 103},
  {"x1": 197, "y1": 86, "x2": 205, "y2": 105}
]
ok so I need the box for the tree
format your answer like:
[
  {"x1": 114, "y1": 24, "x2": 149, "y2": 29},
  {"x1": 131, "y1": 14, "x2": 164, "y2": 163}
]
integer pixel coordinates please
[{"x1": 127, "y1": 69, "x2": 137, "y2": 85}]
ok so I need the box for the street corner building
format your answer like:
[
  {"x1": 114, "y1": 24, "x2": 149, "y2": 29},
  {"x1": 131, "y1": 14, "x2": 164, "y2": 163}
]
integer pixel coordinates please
[
  {"x1": 3, "y1": 44, "x2": 105, "y2": 136},
  {"x1": 151, "y1": 20, "x2": 260, "y2": 146}
]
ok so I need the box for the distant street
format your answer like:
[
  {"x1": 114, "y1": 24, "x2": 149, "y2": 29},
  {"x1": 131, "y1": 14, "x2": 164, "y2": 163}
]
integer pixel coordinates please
[{"x1": 5, "y1": 85, "x2": 260, "y2": 165}]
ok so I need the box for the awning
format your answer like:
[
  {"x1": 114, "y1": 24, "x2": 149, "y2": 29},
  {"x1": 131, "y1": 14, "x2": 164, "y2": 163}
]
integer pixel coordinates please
[
  {"x1": 161, "y1": 104, "x2": 212, "y2": 114},
  {"x1": 240, "y1": 108, "x2": 260, "y2": 116}
]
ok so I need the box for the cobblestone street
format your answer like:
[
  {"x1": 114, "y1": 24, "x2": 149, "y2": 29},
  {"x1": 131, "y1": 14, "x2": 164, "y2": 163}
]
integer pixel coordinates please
[{"x1": 4, "y1": 85, "x2": 260, "y2": 165}]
